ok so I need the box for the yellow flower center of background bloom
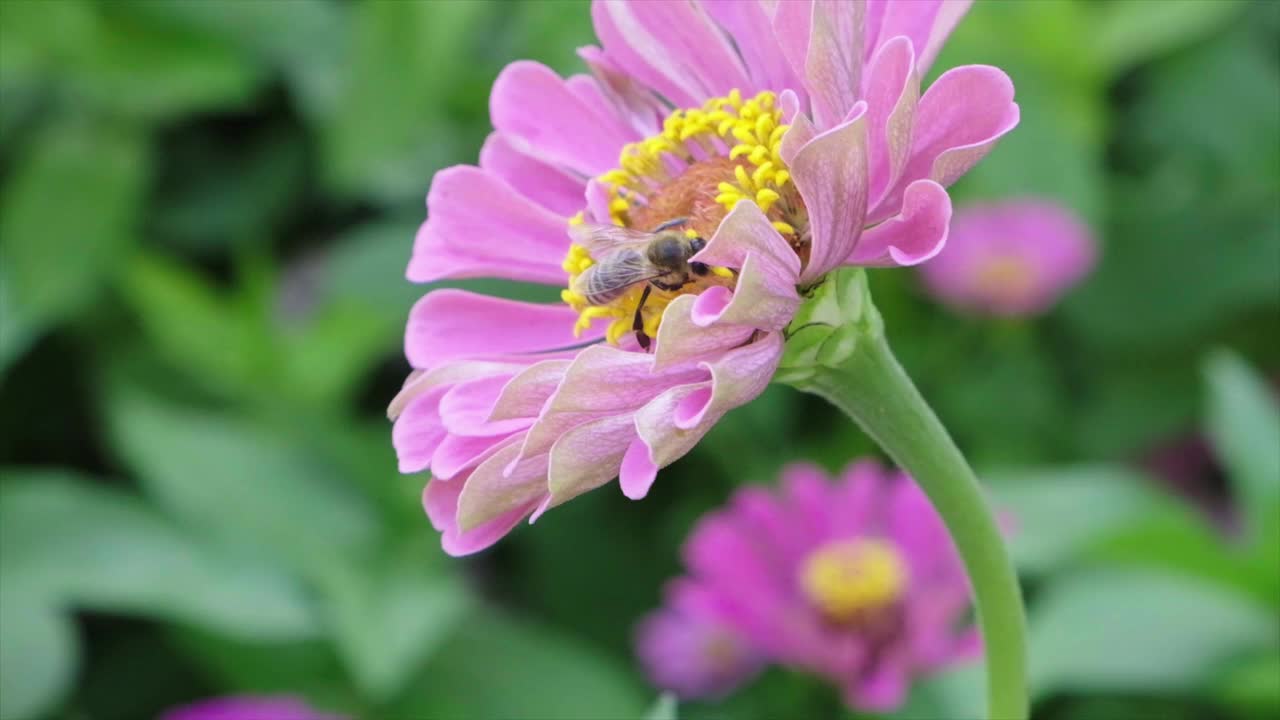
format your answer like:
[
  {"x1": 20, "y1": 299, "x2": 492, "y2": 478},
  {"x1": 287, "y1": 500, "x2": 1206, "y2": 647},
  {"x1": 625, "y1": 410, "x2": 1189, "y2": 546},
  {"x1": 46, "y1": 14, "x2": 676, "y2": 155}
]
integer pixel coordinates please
[
  {"x1": 561, "y1": 89, "x2": 807, "y2": 345},
  {"x1": 975, "y1": 254, "x2": 1037, "y2": 306},
  {"x1": 799, "y1": 539, "x2": 908, "y2": 624}
]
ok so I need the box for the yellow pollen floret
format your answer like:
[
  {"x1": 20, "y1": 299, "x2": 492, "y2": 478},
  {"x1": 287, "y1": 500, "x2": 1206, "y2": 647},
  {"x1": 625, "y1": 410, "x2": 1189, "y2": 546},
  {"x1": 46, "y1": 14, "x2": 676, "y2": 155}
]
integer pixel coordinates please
[{"x1": 800, "y1": 539, "x2": 908, "y2": 624}]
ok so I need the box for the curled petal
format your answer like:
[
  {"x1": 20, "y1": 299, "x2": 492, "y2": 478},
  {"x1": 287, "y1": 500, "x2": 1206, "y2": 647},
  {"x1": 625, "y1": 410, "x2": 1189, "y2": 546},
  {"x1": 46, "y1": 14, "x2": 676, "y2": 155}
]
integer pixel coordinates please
[
  {"x1": 391, "y1": 386, "x2": 449, "y2": 474},
  {"x1": 790, "y1": 104, "x2": 871, "y2": 282},
  {"x1": 439, "y1": 375, "x2": 531, "y2": 437},
  {"x1": 479, "y1": 133, "x2": 586, "y2": 217},
  {"x1": 867, "y1": 0, "x2": 972, "y2": 77},
  {"x1": 432, "y1": 432, "x2": 518, "y2": 481},
  {"x1": 636, "y1": 333, "x2": 784, "y2": 468},
  {"x1": 489, "y1": 359, "x2": 573, "y2": 422},
  {"x1": 863, "y1": 36, "x2": 919, "y2": 213},
  {"x1": 547, "y1": 413, "x2": 638, "y2": 505},
  {"x1": 457, "y1": 442, "x2": 549, "y2": 532},
  {"x1": 519, "y1": 345, "x2": 704, "y2": 461},
  {"x1": 689, "y1": 200, "x2": 802, "y2": 328},
  {"x1": 848, "y1": 179, "x2": 951, "y2": 267},
  {"x1": 405, "y1": 290, "x2": 598, "y2": 369},
  {"x1": 423, "y1": 475, "x2": 536, "y2": 557},
  {"x1": 653, "y1": 295, "x2": 755, "y2": 370},
  {"x1": 620, "y1": 437, "x2": 659, "y2": 500},
  {"x1": 490, "y1": 61, "x2": 637, "y2": 177},
  {"x1": 407, "y1": 166, "x2": 569, "y2": 284}
]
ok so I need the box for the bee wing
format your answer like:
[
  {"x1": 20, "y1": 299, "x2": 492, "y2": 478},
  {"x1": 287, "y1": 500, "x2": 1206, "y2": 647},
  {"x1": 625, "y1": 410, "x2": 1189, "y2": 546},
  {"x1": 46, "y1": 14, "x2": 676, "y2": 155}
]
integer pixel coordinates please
[
  {"x1": 569, "y1": 223, "x2": 655, "y2": 258},
  {"x1": 572, "y1": 249, "x2": 666, "y2": 304}
]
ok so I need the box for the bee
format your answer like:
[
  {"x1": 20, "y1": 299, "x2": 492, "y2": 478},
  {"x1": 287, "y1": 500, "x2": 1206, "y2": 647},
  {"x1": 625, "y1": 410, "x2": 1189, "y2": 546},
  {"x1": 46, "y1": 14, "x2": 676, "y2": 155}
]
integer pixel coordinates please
[{"x1": 569, "y1": 218, "x2": 710, "y2": 350}]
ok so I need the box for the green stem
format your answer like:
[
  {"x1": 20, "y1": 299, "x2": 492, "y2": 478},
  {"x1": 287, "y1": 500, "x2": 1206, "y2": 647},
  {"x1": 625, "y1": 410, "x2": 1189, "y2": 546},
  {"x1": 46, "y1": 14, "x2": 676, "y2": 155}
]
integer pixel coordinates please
[{"x1": 794, "y1": 329, "x2": 1029, "y2": 720}]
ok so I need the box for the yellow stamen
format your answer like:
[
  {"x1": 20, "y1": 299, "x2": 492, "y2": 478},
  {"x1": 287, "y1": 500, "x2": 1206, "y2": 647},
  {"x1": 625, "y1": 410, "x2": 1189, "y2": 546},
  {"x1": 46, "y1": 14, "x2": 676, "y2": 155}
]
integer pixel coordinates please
[{"x1": 799, "y1": 539, "x2": 907, "y2": 623}]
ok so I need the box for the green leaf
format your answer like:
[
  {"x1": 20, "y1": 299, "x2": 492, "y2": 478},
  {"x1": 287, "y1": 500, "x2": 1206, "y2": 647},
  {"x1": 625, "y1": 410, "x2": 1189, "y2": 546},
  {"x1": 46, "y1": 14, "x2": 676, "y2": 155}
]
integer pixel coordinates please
[
  {"x1": 390, "y1": 608, "x2": 647, "y2": 719},
  {"x1": 317, "y1": 546, "x2": 467, "y2": 701},
  {"x1": 1215, "y1": 652, "x2": 1280, "y2": 716},
  {"x1": 104, "y1": 384, "x2": 380, "y2": 574},
  {"x1": 644, "y1": 693, "x2": 678, "y2": 720},
  {"x1": 0, "y1": 121, "x2": 146, "y2": 372},
  {"x1": 322, "y1": 0, "x2": 493, "y2": 202},
  {"x1": 0, "y1": 586, "x2": 77, "y2": 720},
  {"x1": 1203, "y1": 349, "x2": 1280, "y2": 541},
  {"x1": 890, "y1": 663, "x2": 985, "y2": 720},
  {"x1": 1091, "y1": 0, "x2": 1247, "y2": 75},
  {"x1": 1029, "y1": 569, "x2": 1278, "y2": 697},
  {"x1": 982, "y1": 466, "x2": 1169, "y2": 575},
  {"x1": 0, "y1": 469, "x2": 319, "y2": 639}
]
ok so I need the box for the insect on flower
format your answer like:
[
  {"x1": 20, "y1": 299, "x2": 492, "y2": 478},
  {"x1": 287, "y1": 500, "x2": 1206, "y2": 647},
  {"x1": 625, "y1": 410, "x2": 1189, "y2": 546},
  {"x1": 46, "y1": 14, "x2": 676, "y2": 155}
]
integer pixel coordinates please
[{"x1": 569, "y1": 218, "x2": 734, "y2": 349}]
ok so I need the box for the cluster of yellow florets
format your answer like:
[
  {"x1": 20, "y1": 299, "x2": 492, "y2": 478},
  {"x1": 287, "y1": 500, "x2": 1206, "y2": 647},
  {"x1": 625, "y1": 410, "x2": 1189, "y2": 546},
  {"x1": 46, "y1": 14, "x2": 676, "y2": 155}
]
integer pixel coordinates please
[{"x1": 561, "y1": 89, "x2": 799, "y2": 345}]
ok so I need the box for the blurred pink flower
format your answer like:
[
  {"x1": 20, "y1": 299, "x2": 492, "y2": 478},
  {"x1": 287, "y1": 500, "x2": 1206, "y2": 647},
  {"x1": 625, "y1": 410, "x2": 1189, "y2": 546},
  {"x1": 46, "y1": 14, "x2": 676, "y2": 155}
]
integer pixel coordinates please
[
  {"x1": 391, "y1": 0, "x2": 1018, "y2": 555},
  {"x1": 636, "y1": 461, "x2": 979, "y2": 710},
  {"x1": 159, "y1": 696, "x2": 344, "y2": 720},
  {"x1": 917, "y1": 199, "x2": 1096, "y2": 316},
  {"x1": 635, "y1": 581, "x2": 766, "y2": 699}
]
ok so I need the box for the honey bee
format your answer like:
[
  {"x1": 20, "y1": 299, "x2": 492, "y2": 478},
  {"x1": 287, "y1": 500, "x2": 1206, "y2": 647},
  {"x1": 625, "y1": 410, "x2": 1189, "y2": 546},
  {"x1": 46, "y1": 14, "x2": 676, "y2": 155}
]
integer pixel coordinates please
[{"x1": 569, "y1": 218, "x2": 710, "y2": 350}]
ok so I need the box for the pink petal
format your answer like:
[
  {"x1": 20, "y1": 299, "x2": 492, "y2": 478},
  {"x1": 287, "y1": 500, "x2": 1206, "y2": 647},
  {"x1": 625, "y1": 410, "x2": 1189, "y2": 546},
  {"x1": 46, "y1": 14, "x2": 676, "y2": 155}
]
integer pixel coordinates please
[
  {"x1": 863, "y1": 36, "x2": 919, "y2": 211},
  {"x1": 519, "y1": 345, "x2": 705, "y2": 461},
  {"x1": 546, "y1": 413, "x2": 637, "y2": 505},
  {"x1": 488, "y1": 359, "x2": 572, "y2": 422},
  {"x1": 804, "y1": 0, "x2": 866, "y2": 130},
  {"x1": 867, "y1": 0, "x2": 972, "y2": 77},
  {"x1": 432, "y1": 432, "x2": 518, "y2": 481},
  {"x1": 699, "y1": 0, "x2": 804, "y2": 103},
  {"x1": 490, "y1": 61, "x2": 637, "y2": 177},
  {"x1": 790, "y1": 105, "x2": 871, "y2": 282},
  {"x1": 577, "y1": 45, "x2": 666, "y2": 137},
  {"x1": 423, "y1": 476, "x2": 535, "y2": 557},
  {"x1": 391, "y1": 386, "x2": 449, "y2": 474},
  {"x1": 849, "y1": 179, "x2": 951, "y2": 267},
  {"x1": 770, "y1": 0, "x2": 813, "y2": 89},
  {"x1": 875, "y1": 64, "x2": 1018, "y2": 221},
  {"x1": 686, "y1": 200, "x2": 802, "y2": 328},
  {"x1": 438, "y1": 375, "x2": 532, "y2": 437},
  {"x1": 407, "y1": 166, "x2": 570, "y2": 285},
  {"x1": 591, "y1": 0, "x2": 751, "y2": 108},
  {"x1": 620, "y1": 436, "x2": 659, "y2": 500},
  {"x1": 846, "y1": 648, "x2": 910, "y2": 711},
  {"x1": 479, "y1": 133, "x2": 586, "y2": 217},
  {"x1": 404, "y1": 290, "x2": 597, "y2": 369},
  {"x1": 457, "y1": 442, "x2": 550, "y2": 532},
  {"x1": 652, "y1": 294, "x2": 755, "y2": 370},
  {"x1": 635, "y1": 332, "x2": 784, "y2": 467}
]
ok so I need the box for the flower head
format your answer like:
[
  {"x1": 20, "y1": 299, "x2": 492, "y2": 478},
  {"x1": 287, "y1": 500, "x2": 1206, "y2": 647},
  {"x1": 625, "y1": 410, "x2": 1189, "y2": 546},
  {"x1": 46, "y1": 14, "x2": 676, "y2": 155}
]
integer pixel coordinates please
[
  {"x1": 917, "y1": 198, "x2": 1096, "y2": 316},
  {"x1": 392, "y1": 0, "x2": 1018, "y2": 555},
  {"x1": 636, "y1": 461, "x2": 980, "y2": 710},
  {"x1": 159, "y1": 696, "x2": 345, "y2": 720}
]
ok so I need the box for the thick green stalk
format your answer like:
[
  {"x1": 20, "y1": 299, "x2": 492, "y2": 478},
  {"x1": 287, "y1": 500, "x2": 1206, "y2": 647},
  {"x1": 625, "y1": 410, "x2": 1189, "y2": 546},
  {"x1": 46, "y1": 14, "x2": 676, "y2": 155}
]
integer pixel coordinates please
[{"x1": 779, "y1": 269, "x2": 1028, "y2": 720}]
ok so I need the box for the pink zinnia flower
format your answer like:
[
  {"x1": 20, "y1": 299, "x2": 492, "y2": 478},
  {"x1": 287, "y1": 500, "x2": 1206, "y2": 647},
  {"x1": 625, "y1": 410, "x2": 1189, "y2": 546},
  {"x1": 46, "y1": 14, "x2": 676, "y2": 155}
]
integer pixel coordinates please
[
  {"x1": 636, "y1": 461, "x2": 979, "y2": 710},
  {"x1": 159, "y1": 696, "x2": 345, "y2": 720},
  {"x1": 391, "y1": 0, "x2": 1018, "y2": 555},
  {"x1": 917, "y1": 198, "x2": 1096, "y2": 316}
]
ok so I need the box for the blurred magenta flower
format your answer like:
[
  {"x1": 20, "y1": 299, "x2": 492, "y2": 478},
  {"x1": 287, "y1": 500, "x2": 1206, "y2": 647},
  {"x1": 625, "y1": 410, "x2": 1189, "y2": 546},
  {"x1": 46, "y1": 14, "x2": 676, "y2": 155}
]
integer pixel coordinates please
[
  {"x1": 635, "y1": 581, "x2": 766, "y2": 699},
  {"x1": 159, "y1": 696, "x2": 345, "y2": 720},
  {"x1": 391, "y1": 0, "x2": 1018, "y2": 555},
  {"x1": 636, "y1": 461, "x2": 980, "y2": 710},
  {"x1": 917, "y1": 199, "x2": 1096, "y2": 316}
]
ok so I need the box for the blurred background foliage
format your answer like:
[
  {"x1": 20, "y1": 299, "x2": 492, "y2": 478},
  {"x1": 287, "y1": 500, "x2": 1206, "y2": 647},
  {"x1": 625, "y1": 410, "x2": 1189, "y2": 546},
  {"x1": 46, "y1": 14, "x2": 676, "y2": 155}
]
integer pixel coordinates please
[{"x1": 0, "y1": 1, "x2": 1277, "y2": 719}]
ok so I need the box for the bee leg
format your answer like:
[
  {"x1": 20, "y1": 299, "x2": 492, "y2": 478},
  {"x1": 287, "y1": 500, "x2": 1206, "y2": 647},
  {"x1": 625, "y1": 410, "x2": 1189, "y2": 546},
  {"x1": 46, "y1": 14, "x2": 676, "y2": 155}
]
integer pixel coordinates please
[{"x1": 634, "y1": 284, "x2": 653, "y2": 351}]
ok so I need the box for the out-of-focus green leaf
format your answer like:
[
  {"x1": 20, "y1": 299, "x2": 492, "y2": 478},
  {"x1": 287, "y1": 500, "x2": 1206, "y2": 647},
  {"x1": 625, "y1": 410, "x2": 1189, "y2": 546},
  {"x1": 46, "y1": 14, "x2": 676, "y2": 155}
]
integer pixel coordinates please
[
  {"x1": 890, "y1": 663, "x2": 985, "y2": 720},
  {"x1": 105, "y1": 384, "x2": 380, "y2": 573},
  {"x1": 982, "y1": 466, "x2": 1168, "y2": 575},
  {"x1": 1215, "y1": 652, "x2": 1280, "y2": 716},
  {"x1": 317, "y1": 545, "x2": 467, "y2": 702},
  {"x1": 1090, "y1": 0, "x2": 1246, "y2": 75},
  {"x1": 1065, "y1": 25, "x2": 1280, "y2": 348},
  {"x1": 644, "y1": 693, "x2": 678, "y2": 720},
  {"x1": 0, "y1": 585, "x2": 77, "y2": 720},
  {"x1": 1203, "y1": 350, "x2": 1280, "y2": 540},
  {"x1": 323, "y1": 0, "x2": 492, "y2": 202},
  {"x1": 1029, "y1": 569, "x2": 1278, "y2": 698},
  {"x1": 391, "y1": 608, "x2": 647, "y2": 719},
  {"x1": 0, "y1": 121, "x2": 146, "y2": 373},
  {"x1": 0, "y1": 469, "x2": 319, "y2": 639},
  {"x1": 63, "y1": 3, "x2": 263, "y2": 120},
  {"x1": 0, "y1": 0, "x2": 95, "y2": 82}
]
